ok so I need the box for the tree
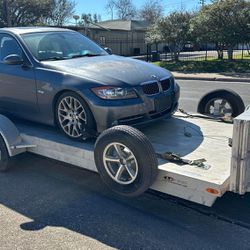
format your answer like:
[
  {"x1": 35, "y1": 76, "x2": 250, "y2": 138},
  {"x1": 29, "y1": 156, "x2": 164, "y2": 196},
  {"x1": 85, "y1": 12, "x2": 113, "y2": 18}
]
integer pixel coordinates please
[
  {"x1": 115, "y1": 0, "x2": 136, "y2": 20},
  {"x1": 97, "y1": 14, "x2": 102, "y2": 22},
  {"x1": 156, "y1": 11, "x2": 193, "y2": 61},
  {"x1": 145, "y1": 23, "x2": 162, "y2": 51},
  {"x1": 81, "y1": 13, "x2": 92, "y2": 25},
  {"x1": 106, "y1": 0, "x2": 116, "y2": 20},
  {"x1": 0, "y1": 0, "x2": 54, "y2": 27},
  {"x1": 0, "y1": 0, "x2": 75, "y2": 27},
  {"x1": 80, "y1": 13, "x2": 101, "y2": 24},
  {"x1": 190, "y1": 0, "x2": 250, "y2": 60},
  {"x1": 2, "y1": 0, "x2": 11, "y2": 26},
  {"x1": 138, "y1": 0, "x2": 163, "y2": 24},
  {"x1": 46, "y1": 0, "x2": 76, "y2": 26},
  {"x1": 105, "y1": 0, "x2": 137, "y2": 20},
  {"x1": 93, "y1": 13, "x2": 98, "y2": 23}
]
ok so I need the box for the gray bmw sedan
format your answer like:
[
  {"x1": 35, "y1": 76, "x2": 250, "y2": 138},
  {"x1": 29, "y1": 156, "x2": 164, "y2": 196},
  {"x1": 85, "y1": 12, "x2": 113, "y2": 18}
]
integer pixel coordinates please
[{"x1": 0, "y1": 27, "x2": 180, "y2": 140}]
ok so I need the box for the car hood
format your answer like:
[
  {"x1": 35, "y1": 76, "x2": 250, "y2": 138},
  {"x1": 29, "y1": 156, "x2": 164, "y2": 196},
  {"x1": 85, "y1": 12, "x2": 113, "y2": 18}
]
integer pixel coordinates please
[{"x1": 42, "y1": 55, "x2": 172, "y2": 86}]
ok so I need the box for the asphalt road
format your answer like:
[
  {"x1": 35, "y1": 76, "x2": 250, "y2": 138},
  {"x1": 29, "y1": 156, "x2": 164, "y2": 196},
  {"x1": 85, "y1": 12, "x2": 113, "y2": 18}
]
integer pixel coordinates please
[
  {"x1": 177, "y1": 79, "x2": 250, "y2": 113},
  {"x1": 1, "y1": 80, "x2": 250, "y2": 250}
]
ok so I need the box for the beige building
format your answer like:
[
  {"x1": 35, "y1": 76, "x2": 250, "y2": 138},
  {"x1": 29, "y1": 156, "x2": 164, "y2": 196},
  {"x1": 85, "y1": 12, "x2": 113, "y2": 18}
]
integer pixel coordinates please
[{"x1": 82, "y1": 20, "x2": 150, "y2": 56}]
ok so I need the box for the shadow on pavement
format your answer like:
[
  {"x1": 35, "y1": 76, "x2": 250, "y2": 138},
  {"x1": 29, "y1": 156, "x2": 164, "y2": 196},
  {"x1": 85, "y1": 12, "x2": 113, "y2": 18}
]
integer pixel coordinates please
[{"x1": 0, "y1": 153, "x2": 250, "y2": 249}]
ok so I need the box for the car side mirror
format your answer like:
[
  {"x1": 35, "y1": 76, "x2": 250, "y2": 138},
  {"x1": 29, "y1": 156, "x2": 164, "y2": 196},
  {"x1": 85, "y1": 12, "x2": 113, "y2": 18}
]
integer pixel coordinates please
[
  {"x1": 104, "y1": 47, "x2": 112, "y2": 55},
  {"x1": 3, "y1": 54, "x2": 24, "y2": 65}
]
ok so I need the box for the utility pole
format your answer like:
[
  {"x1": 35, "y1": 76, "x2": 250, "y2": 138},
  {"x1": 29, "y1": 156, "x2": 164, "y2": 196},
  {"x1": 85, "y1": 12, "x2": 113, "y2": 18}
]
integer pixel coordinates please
[{"x1": 3, "y1": 0, "x2": 11, "y2": 27}]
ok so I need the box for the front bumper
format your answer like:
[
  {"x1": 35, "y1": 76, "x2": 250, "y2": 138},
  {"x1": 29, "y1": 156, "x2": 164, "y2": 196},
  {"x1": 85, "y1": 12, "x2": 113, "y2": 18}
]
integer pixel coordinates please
[{"x1": 88, "y1": 83, "x2": 180, "y2": 132}]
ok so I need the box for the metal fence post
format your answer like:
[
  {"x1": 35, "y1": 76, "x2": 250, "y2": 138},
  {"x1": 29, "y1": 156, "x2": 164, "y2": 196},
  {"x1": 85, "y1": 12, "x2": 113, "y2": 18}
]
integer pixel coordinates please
[
  {"x1": 205, "y1": 43, "x2": 208, "y2": 61},
  {"x1": 120, "y1": 41, "x2": 122, "y2": 55},
  {"x1": 146, "y1": 44, "x2": 149, "y2": 62}
]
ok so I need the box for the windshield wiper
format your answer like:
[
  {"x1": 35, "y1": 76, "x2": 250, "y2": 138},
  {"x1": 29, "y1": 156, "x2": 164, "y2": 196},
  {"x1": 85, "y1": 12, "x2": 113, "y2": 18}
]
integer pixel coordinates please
[
  {"x1": 39, "y1": 56, "x2": 68, "y2": 61},
  {"x1": 40, "y1": 53, "x2": 102, "y2": 61},
  {"x1": 70, "y1": 53, "x2": 102, "y2": 58}
]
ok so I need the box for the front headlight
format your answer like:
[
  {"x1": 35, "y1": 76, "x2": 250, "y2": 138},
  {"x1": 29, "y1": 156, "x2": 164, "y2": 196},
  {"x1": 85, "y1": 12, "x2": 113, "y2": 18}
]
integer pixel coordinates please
[{"x1": 91, "y1": 86, "x2": 138, "y2": 100}]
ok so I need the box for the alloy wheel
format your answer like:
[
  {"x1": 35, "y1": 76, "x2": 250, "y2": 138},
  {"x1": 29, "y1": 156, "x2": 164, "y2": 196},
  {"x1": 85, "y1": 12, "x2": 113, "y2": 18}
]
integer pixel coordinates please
[
  {"x1": 205, "y1": 98, "x2": 233, "y2": 117},
  {"x1": 103, "y1": 142, "x2": 138, "y2": 185},
  {"x1": 58, "y1": 96, "x2": 87, "y2": 138}
]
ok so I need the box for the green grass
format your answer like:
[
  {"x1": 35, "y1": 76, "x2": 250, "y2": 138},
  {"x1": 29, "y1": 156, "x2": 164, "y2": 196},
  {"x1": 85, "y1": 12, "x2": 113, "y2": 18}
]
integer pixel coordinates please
[
  {"x1": 231, "y1": 53, "x2": 250, "y2": 60},
  {"x1": 154, "y1": 59, "x2": 250, "y2": 73}
]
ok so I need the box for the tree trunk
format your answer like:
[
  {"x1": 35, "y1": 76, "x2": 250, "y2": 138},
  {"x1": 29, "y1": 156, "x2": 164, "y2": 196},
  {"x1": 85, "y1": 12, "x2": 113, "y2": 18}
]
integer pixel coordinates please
[
  {"x1": 156, "y1": 43, "x2": 159, "y2": 52},
  {"x1": 3, "y1": 0, "x2": 11, "y2": 27},
  {"x1": 217, "y1": 49, "x2": 223, "y2": 60},
  {"x1": 246, "y1": 43, "x2": 250, "y2": 55},
  {"x1": 174, "y1": 51, "x2": 179, "y2": 62},
  {"x1": 227, "y1": 46, "x2": 234, "y2": 61}
]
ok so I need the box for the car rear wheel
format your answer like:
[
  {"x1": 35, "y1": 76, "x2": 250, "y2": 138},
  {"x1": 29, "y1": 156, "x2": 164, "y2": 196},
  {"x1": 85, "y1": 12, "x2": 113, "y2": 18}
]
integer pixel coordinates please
[{"x1": 55, "y1": 92, "x2": 96, "y2": 140}]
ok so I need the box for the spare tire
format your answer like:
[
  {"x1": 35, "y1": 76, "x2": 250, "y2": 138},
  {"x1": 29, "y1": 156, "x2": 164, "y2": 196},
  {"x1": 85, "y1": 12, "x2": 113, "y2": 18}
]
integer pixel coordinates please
[
  {"x1": 0, "y1": 135, "x2": 10, "y2": 172},
  {"x1": 197, "y1": 89, "x2": 245, "y2": 117},
  {"x1": 94, "y1": 125, "x2": 158, "y2": 197}
]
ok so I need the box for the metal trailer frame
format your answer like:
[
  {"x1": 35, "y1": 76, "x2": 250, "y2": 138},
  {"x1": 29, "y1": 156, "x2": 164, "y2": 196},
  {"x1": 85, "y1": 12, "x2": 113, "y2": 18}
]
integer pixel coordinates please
[{"x1": 0, "y1": 110, "x2": 249, "y2": 207}]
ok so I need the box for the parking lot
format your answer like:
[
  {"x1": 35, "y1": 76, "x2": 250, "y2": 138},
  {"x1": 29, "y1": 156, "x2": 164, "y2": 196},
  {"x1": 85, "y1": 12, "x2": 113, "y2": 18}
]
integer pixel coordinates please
[{"x1": 1, "y1": 79, "x2": 250, "y2": 250}]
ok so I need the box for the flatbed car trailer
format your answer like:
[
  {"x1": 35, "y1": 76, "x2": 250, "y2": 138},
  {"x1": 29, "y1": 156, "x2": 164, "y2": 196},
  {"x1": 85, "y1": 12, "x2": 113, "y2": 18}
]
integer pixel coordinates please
[{"x1": 0, "y1": 109, "x2": 249, "y2": 207}]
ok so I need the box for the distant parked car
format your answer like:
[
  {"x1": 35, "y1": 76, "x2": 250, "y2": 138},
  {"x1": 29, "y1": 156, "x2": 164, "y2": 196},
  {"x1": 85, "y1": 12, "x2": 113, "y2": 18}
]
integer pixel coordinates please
[{"x1": 0, "y1": 27, "x2": 180, "y2": 140}]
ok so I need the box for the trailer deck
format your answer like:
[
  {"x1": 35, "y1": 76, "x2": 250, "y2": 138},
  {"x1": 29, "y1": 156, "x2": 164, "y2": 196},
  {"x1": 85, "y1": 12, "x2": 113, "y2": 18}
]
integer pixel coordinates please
[{"x1": 15, "y1": 113, "x2": 233, "y2": 206}]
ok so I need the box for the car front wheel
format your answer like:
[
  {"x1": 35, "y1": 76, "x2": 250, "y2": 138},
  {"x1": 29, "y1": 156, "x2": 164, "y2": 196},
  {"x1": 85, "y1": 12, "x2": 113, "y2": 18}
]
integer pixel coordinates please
[{"x1": 55, "y1": 91, "x2": 96, "y2": 140}]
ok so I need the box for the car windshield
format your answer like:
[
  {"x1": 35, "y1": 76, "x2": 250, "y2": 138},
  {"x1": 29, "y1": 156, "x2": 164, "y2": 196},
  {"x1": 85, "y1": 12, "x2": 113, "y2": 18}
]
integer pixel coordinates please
[{"x1": 21, "y1": 31, "x2": 108, "y2": 61}]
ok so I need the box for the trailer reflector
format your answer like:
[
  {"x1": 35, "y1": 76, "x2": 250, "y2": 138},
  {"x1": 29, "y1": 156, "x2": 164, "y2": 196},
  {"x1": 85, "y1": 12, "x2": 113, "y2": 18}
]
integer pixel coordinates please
[{"x1": 206, "y1": 188, "x2": 220, "y2": 195}]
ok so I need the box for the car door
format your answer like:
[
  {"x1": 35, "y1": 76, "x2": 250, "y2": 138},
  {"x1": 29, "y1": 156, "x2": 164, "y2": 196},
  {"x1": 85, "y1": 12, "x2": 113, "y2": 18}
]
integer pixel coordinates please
[{"x1": 0, "y1": 33, "x2": 38, "y2": 117}]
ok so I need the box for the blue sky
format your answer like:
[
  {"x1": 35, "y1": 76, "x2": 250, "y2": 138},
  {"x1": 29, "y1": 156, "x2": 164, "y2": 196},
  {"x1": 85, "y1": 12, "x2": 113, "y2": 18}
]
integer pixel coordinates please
[{"x1": 73, "y1": 0, "x2": 203, "y2": 21}]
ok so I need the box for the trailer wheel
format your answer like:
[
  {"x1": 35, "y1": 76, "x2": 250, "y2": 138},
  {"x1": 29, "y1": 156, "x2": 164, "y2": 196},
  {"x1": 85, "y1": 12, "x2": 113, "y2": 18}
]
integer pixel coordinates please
[
  {"x1": 0, "y1": 135, "x2": 10, "y2": 172},
  {"x1": 197, "y1": 89, "x2": 245, "y2": 117},
  {"x1": 94, "y1": 125, "x2": 158, "y2": 197}
]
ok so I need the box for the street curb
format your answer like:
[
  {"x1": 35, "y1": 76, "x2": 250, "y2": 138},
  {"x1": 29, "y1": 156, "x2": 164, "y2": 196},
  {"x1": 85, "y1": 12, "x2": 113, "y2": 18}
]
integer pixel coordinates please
[{"x1": 174, "y1": 76, "x2": 250, "y2": 83}]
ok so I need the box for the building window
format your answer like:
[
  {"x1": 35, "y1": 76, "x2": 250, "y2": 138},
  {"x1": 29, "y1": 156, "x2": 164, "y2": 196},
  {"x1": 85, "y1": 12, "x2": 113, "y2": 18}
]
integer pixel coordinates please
[{"x1": 100, "y1": 36, "x2": 106, "y2": 45}]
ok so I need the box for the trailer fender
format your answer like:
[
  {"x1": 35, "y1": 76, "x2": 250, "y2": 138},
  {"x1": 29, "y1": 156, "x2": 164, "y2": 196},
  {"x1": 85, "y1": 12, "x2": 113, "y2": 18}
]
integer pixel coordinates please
[{"x1": 0, "y1": 115, "x2": 24, "y2": 157}]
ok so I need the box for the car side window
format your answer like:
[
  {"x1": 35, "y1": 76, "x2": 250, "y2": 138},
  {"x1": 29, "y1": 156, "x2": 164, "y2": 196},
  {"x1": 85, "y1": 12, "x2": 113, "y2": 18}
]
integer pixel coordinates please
[{"x1": 0, "y1": 34, "x2": 23, "y2": 62}]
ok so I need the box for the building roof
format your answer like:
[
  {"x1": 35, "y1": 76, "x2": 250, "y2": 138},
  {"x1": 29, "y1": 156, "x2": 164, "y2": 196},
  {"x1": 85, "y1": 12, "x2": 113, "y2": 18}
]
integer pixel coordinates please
[{"x1": 89, "y1": 20, "x2": 150, "y2": 31}]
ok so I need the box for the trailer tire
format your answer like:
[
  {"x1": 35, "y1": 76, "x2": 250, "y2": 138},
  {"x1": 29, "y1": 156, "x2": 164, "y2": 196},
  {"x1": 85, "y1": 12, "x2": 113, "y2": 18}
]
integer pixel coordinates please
[
  {"x1": 197, "y1": 89, "x2": 245, "y2": 117},
  {"x1": 0, "y1": 135, "x2": 10, "y2": 172},
  {"x1": 94, "y1": 125, "x2": 158, "y2": 197}
]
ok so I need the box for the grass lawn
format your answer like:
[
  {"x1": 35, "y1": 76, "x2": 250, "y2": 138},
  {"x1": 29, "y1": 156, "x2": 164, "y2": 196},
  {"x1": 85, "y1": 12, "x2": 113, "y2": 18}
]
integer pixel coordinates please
[{"x1": 154, "y1": 59, "x2": 250, "y2": 73}]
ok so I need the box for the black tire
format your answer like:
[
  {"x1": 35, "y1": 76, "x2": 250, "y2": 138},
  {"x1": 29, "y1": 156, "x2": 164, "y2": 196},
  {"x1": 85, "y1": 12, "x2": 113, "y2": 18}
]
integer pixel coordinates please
[
  {"x1": 0, "y1": 135, "x2": 10, "y2": 172},
  {"x1": 197, "y1": 89, "x2": 245, "y2": 117},
  {"x1": 94, "y1": 125, "x2": 158, "y2": 197},
  {"x1": 55, "y1": 91, "x2": 96, "y2": 140}
]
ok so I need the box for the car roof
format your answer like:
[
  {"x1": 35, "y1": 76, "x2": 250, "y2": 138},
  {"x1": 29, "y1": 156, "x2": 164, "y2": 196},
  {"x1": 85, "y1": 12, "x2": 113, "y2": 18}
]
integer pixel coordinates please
[{"x1": 0, "y1": 27, "x2": 73, "y2": 35}]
